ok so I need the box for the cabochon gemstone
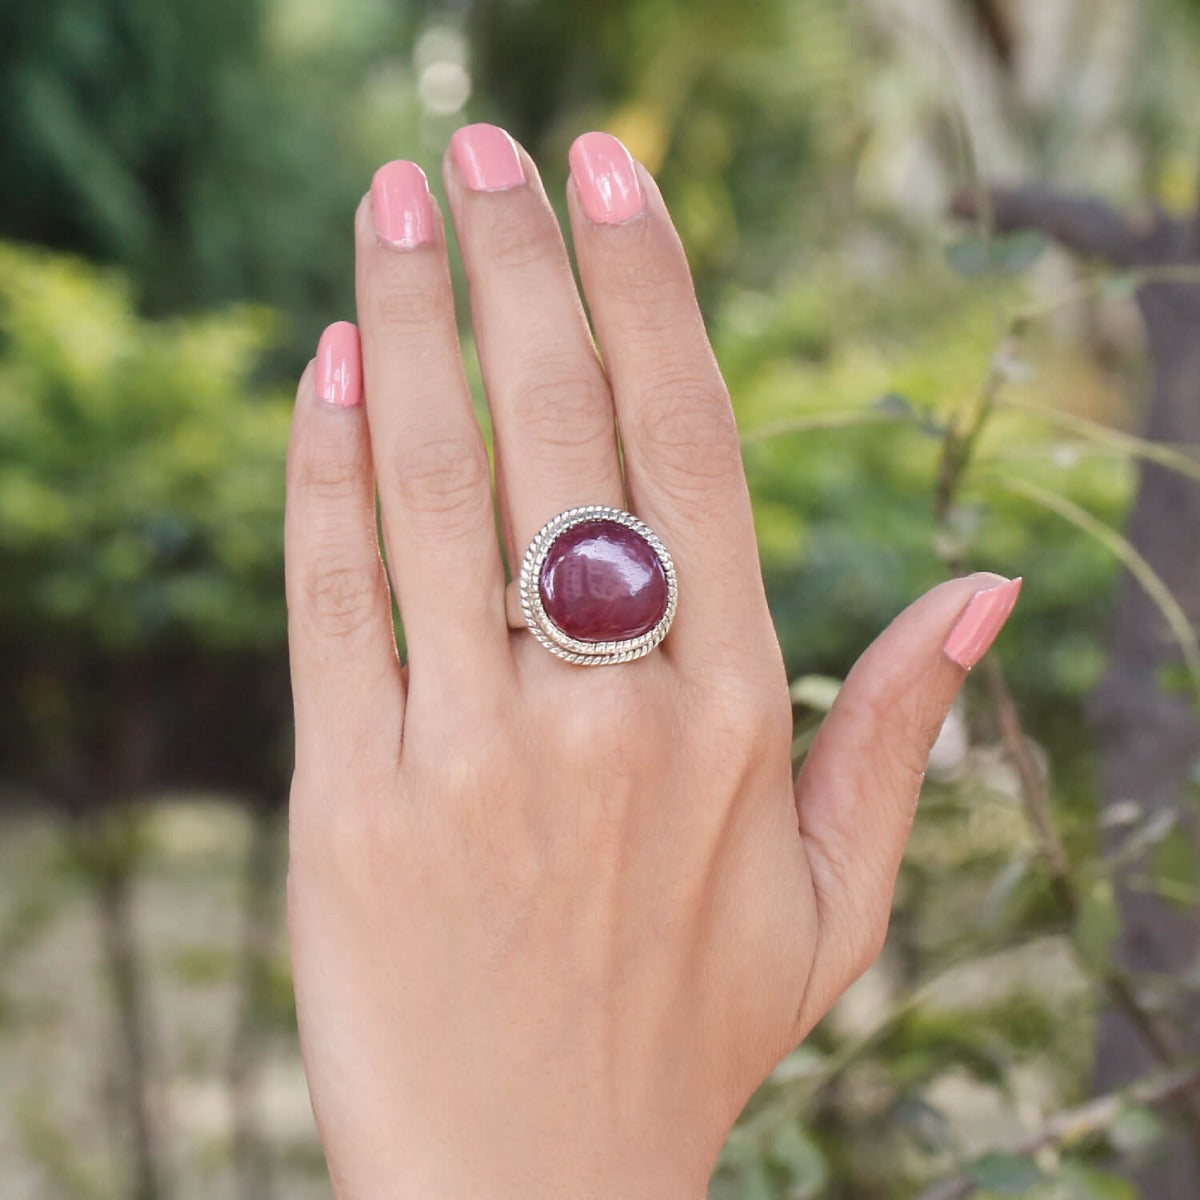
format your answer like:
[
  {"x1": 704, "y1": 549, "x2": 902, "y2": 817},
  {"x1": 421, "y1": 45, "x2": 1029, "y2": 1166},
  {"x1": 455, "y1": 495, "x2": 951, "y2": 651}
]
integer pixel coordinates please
[{"x1": 538, "y1": 518, "x2": 668, "y2": 643}]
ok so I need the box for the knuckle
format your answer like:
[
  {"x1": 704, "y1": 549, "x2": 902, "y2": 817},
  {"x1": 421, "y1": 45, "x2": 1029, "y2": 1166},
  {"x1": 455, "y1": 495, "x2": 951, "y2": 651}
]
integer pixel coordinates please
[
  {"x1": 292, "y1": 444, "x2": 363, "y2": 502},
  {"x1": 631, "y1": 375, "x2": 738, "y2": 489},
  {"x1": 372, "y1": 276, "x2": 445, "y2": 334},
  {"x1": 476, "y1": 209, "x2": 553, "y2": 273},
  {"x1": 430, "y1": 737, "x2": 498, "y2": 802},
  {"x1": 816, "y1": 843, "x2": 893, "y2": 978},
  {"x1": 322, "y1": 797, "x2": 404, "y2": 886},
  {"x1": 299, "y1": 561, "x2": 385, "y2": 640},
  {"x1": 728, "y1": 689, "x2": 792, "y2": 758},
  {"x1": 604, "y1": 231, "x2": 680, "y2": 300},
  {"x1": 569, "y1": 685, "x2": 659, "y2": 766},
  {"x1": 290, "y1": 767, "x2": 398, "y2": 883},
  {"x1": 844, "y1": 686, "x2": 933, "y2": 805},
  {"x1": 510, "y1": 368, "x2": 614, "y2": 456},
  {"x1": 390, "y1": 434, "x2": 491, "y2": 525}
]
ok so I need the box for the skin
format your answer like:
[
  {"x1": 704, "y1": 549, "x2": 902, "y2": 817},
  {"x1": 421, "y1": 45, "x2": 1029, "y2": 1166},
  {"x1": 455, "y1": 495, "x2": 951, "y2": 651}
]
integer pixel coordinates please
[{"x1": 284, "y1": 131, "x2": 1010, "y2": 1199}]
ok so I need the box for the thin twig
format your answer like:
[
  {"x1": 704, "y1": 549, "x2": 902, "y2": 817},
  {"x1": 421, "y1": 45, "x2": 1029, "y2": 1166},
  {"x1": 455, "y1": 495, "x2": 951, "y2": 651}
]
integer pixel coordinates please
[
  {"x1": 990, "y1": 473, "x2": 1200, "y2": 690},
  {"x1": 980, "y1": 659, "x2": 1200, "y2": 1147},
  {"x1": 929, "y1": 299, "x2": 1200, "y2": 1156},
  {"x1": 980, "y1": 660, "x2": 1075, "y2": 913},
  {"x1": 919, "y1": 1060, "x2": 1200, "y2": 1200},
  {"x1": 739, "y1": 409, "x2": 904, "y2": 446},
  {"x1": 995, "y1": 395, "x2": 1200, "y2": 484}
]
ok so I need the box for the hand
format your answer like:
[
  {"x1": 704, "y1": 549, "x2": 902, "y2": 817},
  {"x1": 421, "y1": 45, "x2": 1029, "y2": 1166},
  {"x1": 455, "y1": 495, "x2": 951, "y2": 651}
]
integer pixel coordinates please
[{"x1": 283, "y1": 124, "x2": 1020, "y2": 1199}]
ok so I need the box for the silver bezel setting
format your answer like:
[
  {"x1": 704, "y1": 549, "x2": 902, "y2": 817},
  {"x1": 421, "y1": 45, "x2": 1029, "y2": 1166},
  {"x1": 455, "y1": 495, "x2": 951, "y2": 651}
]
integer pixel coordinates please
[{"x1": 517, "y1": 505, "x2": 678, "y2": 666}]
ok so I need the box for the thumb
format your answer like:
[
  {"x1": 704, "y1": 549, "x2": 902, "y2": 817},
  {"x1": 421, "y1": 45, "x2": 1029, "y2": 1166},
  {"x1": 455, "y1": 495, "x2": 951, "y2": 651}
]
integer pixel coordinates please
[{"x1": 794, "y1": 572, "x2": 1022, "y2": 1028}]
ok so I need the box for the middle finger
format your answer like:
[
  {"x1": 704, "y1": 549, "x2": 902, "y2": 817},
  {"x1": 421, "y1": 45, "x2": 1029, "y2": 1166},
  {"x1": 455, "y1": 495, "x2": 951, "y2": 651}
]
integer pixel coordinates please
[{"x1": 442, "y1": 124, "x2": 625, "y2": 566}]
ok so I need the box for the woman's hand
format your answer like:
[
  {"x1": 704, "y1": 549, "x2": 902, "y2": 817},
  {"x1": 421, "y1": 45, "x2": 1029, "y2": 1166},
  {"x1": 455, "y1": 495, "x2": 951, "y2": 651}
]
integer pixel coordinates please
[{"x1": 284, "y1": 124, "x2": 1019, "y2": 1199}]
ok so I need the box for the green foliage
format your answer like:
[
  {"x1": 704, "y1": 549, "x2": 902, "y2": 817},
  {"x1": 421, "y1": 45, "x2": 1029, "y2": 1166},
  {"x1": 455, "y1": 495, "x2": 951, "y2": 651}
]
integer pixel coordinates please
[
  {"x1": 0, "y1": 242, "x2": 290, "y2": 652},
  {"x1": 969, "y1": 1150, "x2": 1045, "y2": 1194},
  {"x1": 946, "y1": 232, "x2": 1048, "y2": 278},
  {"x1": 715, "y1": 1116, "x2": 829, "y2": 1200},
  {"x1": 3, "y1": 0, "x2": 1200, "y2": 1196},
  {"x1": 1074, "y1": 880, "x2": 1120, "y2": 975},
  {"x1": 470, "y1": 0, "x2": 863, "y2": 291}
]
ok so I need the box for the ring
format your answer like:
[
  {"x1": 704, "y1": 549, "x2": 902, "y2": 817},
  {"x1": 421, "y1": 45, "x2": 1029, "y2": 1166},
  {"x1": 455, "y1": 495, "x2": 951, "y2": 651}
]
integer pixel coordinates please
[{"x1": 506, "y1": 505, "x2": 677, "y2": 665}]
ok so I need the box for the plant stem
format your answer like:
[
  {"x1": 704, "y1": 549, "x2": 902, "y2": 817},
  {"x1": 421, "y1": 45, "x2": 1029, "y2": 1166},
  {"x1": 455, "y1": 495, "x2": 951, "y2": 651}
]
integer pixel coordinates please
[
  {"x1": 919, "y1": 1059, "x2": 1200, "y2": 1200},
  {"x1": 934, "y1": 311, "x2": 1200, "y2": 1156}
]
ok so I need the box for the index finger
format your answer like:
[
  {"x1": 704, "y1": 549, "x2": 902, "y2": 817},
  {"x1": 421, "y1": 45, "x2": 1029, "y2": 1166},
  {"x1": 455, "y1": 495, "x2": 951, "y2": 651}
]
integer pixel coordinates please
[{"x1": 566, "y1": 133, "x2": 771, "y2": 664}]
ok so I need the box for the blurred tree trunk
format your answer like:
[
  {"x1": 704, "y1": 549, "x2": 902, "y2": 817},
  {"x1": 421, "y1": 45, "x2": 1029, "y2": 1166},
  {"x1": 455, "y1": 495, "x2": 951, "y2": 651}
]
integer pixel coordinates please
[
  {"x1": 953, "y1": 181, "x2": 1200, "y2": 1197},
  {"x1": 230, "y1": 802, "x2": 284, "y2": 1200},
  {"x1": 5, "y1": 652, "x2": 291, "y2": 1197}
]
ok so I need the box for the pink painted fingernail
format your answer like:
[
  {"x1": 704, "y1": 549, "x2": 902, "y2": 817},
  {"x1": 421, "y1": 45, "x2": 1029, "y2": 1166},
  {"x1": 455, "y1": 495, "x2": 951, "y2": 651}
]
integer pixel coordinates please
[
  {"x1": 371, "y1": 160, "x2": 434, "y2": 249},
  {"x1": 315, "y1": 321, "x2": 362, "y2": 408},
  {"x1": 569, "y1": 132, "x2": 644, "y2": 224},
  {"x1": 942, "y1": 577, "x2": 1023, "y2": 668},
  {"x1": 449, "y1": 123, "x2": 525, "y2": 191}
]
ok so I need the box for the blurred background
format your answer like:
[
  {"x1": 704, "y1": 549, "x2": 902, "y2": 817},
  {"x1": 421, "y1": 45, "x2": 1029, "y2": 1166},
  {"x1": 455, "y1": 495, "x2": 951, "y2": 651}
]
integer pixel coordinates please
[{"x1": 2, "y1": 0, "x2": 1200, "y2": 1197}]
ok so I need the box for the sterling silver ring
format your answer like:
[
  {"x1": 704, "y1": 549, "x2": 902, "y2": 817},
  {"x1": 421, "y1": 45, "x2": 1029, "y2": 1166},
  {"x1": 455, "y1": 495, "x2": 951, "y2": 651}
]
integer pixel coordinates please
[{"x1": 506, "y1": 505, "x2": 677, "y2": 666}]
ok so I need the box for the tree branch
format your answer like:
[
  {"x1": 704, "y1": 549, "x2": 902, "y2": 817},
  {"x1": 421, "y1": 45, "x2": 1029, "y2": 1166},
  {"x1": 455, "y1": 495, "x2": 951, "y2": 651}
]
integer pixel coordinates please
[
  {"x1": 951, "y1": 186, "x2": 1143, "y2": 267},
  {"x1": 919, "y1": 1060, "x2": 1200, "y2": 1200},
  {"x1": 965, "y1": 0, "x2": 1015, "y2": 69}
]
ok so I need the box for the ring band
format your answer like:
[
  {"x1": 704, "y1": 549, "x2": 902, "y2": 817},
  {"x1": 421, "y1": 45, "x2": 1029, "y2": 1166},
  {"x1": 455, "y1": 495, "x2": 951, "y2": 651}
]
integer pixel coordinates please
[{"x1": 507, "y1": 505, "x2": 677, "y2": 666}]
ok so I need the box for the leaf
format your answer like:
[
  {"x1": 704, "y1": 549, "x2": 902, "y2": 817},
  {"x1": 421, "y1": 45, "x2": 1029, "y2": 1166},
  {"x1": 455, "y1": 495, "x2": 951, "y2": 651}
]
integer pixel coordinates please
[
  {"x1": 874, "y1": 391, "x2": 917, "y2": 418},
  {"x1": 894, "y1": 1095, "x2": 955, "y2": 1154},
  {"x1": 770, "y1": 1122, "x2": 828, "y2": 1196},
  {"x1": 981, "y1": 856, "x2": 1033, "y2": 931},
  {"x1": 946, "y1": 236, "x2": 993, "y2": 277},
  {"x1": 1103, "y1": 806, "x2": 1176, "y2": 868},
  {"x1": 790, "y1": 674, "x2": 842, "y2": 711},
  {"x1": 968, "y1": 1150, "x2": 1045, "y2": 1193},
  {"x1": 1074, "y1": 878, "x2": 1119, "y2": 973},
  {"x1": 946, "y1": 231, "x2": 1047, "y2": 277},
  {"x1": 1158, "y1": 662, "x2": 1198, "y2": 697},
  {"x1": 1108, "y1": 1104, "x2": 1166, "y2": 1155},
  {"x1": 1101, "y1": 273, "x2": 1138, "y2": 298},
  {"x1": 1057, "y1": 1161, "x2": 1136, "y2": 1200},
  {"x1": 768, "y1": 1044, "x2": 828, "y2": 1084},
  {"x1": 1149, "y1": 827, "x2": 1200, "y2": 910},
  {"x1": 735, "y1": 1157, "x2": 775, "y2": 1200},
  {"x1": 996, "y1": 232, "x2": 1049, "y2": 273}
]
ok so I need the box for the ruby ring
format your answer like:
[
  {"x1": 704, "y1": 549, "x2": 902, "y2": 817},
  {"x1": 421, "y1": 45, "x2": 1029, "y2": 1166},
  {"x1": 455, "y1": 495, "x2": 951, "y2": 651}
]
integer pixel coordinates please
[{"x1": 507, "y1": 506, "x2": 677, "y2": 665}]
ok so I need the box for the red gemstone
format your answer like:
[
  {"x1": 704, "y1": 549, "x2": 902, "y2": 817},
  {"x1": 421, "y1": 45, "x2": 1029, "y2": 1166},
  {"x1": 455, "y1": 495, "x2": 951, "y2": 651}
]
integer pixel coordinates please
[{"x1": 539, "y1": 519, "x2": 668, "y2": 643}]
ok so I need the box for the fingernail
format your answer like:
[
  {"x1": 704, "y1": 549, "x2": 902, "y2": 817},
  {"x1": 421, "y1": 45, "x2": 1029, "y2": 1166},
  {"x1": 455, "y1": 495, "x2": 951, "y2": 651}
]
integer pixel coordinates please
[
  {"x1": 315, "y1": 322, "x2": 362, "y2": 407},
  {"x1": 942, "y1": 577, "x2": 1023, "y2": 669},
  {"x1": 569, "y1": 132, "x2": 644, "y2": 224},
  {"x1": 449, "y1": 123, "x2": 525, "y2": 192},
  {"x1": 371, "y1": 160, "x2": 434, "y2": 249}
]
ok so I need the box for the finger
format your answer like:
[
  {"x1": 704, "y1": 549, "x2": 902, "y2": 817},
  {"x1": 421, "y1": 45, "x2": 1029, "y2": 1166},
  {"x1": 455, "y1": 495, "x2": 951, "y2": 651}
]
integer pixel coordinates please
[
  {"x1": 443, "y1": 124, "x2": 623, "y2": 564},
  {"x1": 566, "y1": 133, "x2": 769, "y2": 662},
  {"x1": 356, "y1": 161, "x2": 508, "y2": 688},
  {"x1": 285, "y1": 323, "x2": 404, "y2": 775},
  {"x1": 794, "y1": 573, "x2": 1022, "y2": 1026}
]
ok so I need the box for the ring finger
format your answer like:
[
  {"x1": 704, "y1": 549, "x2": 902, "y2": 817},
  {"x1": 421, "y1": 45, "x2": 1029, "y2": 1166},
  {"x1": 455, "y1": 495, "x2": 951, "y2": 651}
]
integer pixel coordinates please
[{"x1": 356, "y1": 162, "x2": 509, "y2": 691}]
